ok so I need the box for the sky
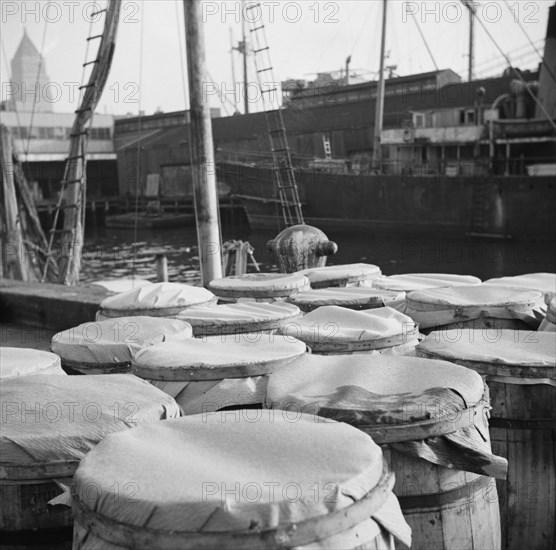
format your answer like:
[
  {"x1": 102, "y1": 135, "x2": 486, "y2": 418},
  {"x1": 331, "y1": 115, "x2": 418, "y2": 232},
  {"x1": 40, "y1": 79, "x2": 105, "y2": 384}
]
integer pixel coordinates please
[{"x1": 0, "y1": 0, "x2": 552, "y2": 117}]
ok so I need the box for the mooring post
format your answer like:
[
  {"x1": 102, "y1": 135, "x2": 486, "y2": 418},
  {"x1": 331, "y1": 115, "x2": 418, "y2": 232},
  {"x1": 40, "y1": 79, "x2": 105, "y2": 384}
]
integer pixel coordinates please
[{"x1": 267, "y1": 224, "x2": 338, "y2": 273}]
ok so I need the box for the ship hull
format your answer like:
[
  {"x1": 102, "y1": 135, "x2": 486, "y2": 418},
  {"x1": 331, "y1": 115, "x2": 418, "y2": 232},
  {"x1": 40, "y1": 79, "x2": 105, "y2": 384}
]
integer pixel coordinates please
[{"x1": 218, "y1": 162, "x2": 556, "y2": 238}]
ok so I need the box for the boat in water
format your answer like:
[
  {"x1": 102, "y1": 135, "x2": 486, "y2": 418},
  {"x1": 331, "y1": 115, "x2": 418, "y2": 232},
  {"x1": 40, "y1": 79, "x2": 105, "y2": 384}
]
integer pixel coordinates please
[{"x1": 217, "y1": 2, "x2": 556, "y2": 239}]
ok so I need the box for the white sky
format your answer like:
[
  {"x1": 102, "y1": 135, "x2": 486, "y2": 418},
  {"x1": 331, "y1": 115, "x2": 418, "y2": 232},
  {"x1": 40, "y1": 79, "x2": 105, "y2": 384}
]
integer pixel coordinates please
[{"x1": 0, "y1": 0, "x2": 552, "y2": 116}]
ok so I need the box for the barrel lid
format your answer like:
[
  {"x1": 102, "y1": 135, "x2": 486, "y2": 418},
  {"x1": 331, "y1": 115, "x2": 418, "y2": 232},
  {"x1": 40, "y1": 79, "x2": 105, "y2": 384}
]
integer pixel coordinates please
[
  {"x1": 208, "y1": 273, "x2": 310, "y2": 298},
  {"x1": 0, "y1": 347, "x2": 64, "y2": 378},
  {"x1": 418, "y1": 329, "x2": 556, "y2": 379},
  {"x1": 51, "y1": 317, "x2": 193, "y2": 367},
  {"x1": 406, "y1": 284, "x2": 543, "y2": 309},
  {"x1": 91, "y1": 278, "x2": 153, "y2": 294},
  {"x1": 267, "y1": 354, "x2": 484, "y2": 430},
  {"x1": 99, "y1": 283, "x2": 216, "y2": 316},
  {"x1": 0, "y1": 374, "x2": 181, "y2": 480},
  {"x1": 132, "y1": 336, "x2": 307, "y2": 380},
  {"x1": 73, "y1": 414, "x2": 408, "y2": 540},
  {"x1": 373, "y1": 273, "x2": 481, "y2": 292},
  {"x1": 297, "y1": 263, "x2": 381, "y2": 288},
  {"x1": 279, "y1": 306, "x2": 418, "y2": 352},
  {"x1": 289, "y1": 287, "x2": 404, "y2": 312},
  {"x1": 176, "y1": 302, "x2": 301, "y2": 336},
  {"x1": 484, "y1": 273, "x2": 556, "y2": 296}
]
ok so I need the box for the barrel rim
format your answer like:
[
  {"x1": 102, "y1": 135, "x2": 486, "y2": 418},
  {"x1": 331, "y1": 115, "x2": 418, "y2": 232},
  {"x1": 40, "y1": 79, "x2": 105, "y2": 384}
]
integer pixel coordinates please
[{"x1": 71, "y1": 460, "x2": 394, "y2": 550}]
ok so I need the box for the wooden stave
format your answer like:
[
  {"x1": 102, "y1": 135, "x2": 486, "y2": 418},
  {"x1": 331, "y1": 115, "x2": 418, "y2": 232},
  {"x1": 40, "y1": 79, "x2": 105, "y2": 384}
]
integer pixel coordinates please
[{"x1": 419, "y1": 351, "x2": 555, "y2": 549}]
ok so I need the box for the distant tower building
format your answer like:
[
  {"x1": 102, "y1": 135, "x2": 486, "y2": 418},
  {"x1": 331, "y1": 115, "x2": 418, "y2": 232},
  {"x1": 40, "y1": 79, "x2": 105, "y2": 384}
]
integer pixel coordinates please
[{"x1": 8, "y1": 29, "x2": 53, "y2": 113}]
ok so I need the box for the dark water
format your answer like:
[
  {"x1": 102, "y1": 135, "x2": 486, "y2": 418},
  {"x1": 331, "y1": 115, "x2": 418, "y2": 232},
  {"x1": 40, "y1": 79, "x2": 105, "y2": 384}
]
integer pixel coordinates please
[{"x1": 81, "y1": 223, "x2": 556, "y2": 284}]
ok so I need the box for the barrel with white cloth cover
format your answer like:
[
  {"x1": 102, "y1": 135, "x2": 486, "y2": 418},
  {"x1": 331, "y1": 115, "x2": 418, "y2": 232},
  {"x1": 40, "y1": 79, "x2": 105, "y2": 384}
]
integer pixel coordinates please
[
  {"x1": 0, "y1": 347, "x2": 64, "y2": 378},
  {"x1": 90, "y1": 278, "x2": 152, "y2": 294},
  {"x1": 539, "y1": 295, "x2": 556, "y2": 331},
  {"x1": 71, "y1": 413, "x2": 412, "y2": 549},
  {"x1": 0, "y1": 374, "x2": 181, "y2": 549},
  {"x1": 484, "y1": 272, "x2": 556, "y2": 297},
  {"x1": 175, "y1": 301, "x2": 301, "y2": 336},
  {"x1": 208, "y1": 273, "x2": 310, "y2": 301},
  {"x1": 279, "y1": 305, "x2": 420, "y2": 355},
  {"x1": 418, "y1": 329, "x2": 555, "y2": 550},
  {"x1": 404, "y1": 284, "x2": 544, "y2": 331},
  {"x1": 288, "y1": 287, "x2": 404, "y2": 312},
  {"x1": 266, "y1": 354, "x2": 506, "y2": 550},
  {"x1": 297, "y1": 263, "x2": 382, "y2": 288},
  {"x1": 131, "y1": 336, "x2": 307, "y2": 414},
  {"x1": 373, "y1": 273, "x2": 481, "y2": 292},
  {"x1": 96, "y1": 282, "x2": 216, "y2": 319},
  {"x1": 51, "y1": 317, "x2": 193, "y2": 374}
]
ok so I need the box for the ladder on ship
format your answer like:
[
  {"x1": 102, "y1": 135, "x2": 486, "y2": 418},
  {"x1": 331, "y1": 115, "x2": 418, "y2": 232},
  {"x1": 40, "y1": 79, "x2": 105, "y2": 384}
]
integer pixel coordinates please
[
  {"x1": 43, "y1": 1, "x2": 121, "y2": 284},
  {"x1": 245, "y1": 3, "x2": 304, "y2": 227}
]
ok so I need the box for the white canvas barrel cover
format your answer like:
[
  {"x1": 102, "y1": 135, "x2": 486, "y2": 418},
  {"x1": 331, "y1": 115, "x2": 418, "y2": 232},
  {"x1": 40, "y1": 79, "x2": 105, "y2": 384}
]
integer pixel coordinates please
[
  {"x1": 71, "y1": 414, "x2": 412, "y2": 549},
  {"x1": 278, "y1": 305, "x2": 419, "y2": 354},
  {"x1": 97, "y1": 282, "x2": 216, "y2": 319},
  {"x1": 51, "y1": 317, "x2": 193, "y2": 372},
  {"x1": 0, "y1": 347, "x2": 64, "y2": 378},
  {"x1": 132, "y1": 336, "x2": 307, "y2": 414},
  {"x1": 90, "y1": 278, "x2": 152, "y2": 294},
  {"x1": 296, "y1": 263, "x2": 382, "y2": 288},
  {"x1": 372, "y1": 273, "x2": 481, "y2": 292},
  {"x1": 266, "y1": 354, "x2": 507, "y2": 479},
  {"x1": 484, "y1": 272, "x2": 556, "y2": 298},
  {"x1": 176, "y1": 301, "x2": 301, "y2": 336},
  {"x1": 288, "y1": 287, "x2": 404, "y2": 312},
  {"x1": 405, "y1": 284, "x2": 545, "y2": 329},
  {"x1": 0, "y1": 374, "x2": 181, "y2": 501},
  {"x1": 208, "y1": 272, "x2": 310, "y2": 299},
  {"x1": 418, "y1": 328, "x2": 556, "y2": 385}
]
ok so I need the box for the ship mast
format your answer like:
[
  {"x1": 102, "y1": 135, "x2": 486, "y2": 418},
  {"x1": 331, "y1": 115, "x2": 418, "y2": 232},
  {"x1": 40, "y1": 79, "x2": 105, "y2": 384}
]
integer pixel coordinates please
[
  {"x1": 183, "y1": 0, "x2": 223, "y2": 285},
  {"x1": 467, "y1": 2, "x2": 475, "y2": 80},
  {"x1": 372, "y1": 0, "x2": 387, "y2": 172}
]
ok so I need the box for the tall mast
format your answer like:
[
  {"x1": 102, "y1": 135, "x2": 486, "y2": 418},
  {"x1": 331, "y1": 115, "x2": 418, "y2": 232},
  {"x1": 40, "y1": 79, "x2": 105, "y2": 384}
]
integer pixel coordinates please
[
  {"x1": 468, "y1": 5, "x2": 475, "y2": 81},
  {"x1": 229, "y1": 28, "x2": 239, "y2": 113},
  {"x1": 241, "y1": 0, "x2": 249, "y2": 114},
  {"x1": 372, "y1": 0, "x2": 387, "y2": 171},
  {"x1": 183, "y1": 0, "x2": 223, "y2": 286}
]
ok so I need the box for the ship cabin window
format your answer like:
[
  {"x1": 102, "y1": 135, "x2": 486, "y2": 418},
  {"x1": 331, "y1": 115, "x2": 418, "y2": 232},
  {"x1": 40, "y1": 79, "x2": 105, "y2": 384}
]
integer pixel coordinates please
[
  {"x1": 459, "y1": 109, "x2": 466, "y2": 124},
  {"x1": 414, "y1": 113, "x2": 425, "y2": 128},
  {"x1": 466, "y1": 110, "x2": 475, "y2": 124}
]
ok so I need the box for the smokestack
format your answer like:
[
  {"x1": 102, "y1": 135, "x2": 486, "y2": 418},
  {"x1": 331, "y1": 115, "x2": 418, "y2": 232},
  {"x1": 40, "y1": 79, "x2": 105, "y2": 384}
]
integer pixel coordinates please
[{"x1": 536, "y1": 2, "x2": 556, "y2": 119}]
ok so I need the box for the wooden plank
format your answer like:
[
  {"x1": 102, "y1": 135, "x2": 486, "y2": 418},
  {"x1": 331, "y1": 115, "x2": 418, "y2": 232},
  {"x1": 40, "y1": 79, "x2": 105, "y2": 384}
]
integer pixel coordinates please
[{"x1": 0, "y1": 279, "x2": 109, "y2": 331}]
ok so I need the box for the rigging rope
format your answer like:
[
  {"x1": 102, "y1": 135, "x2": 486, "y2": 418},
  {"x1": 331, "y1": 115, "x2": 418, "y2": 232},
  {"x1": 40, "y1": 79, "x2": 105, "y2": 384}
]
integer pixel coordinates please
[{"x1": 502, "y1": 0, "x2": 556, "y2": 85}]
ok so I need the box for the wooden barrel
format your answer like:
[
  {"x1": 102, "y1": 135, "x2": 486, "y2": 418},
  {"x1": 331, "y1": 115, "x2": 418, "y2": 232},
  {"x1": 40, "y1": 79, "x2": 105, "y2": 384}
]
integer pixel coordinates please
[
  {"x1": 288, "y1": 287, "x2": 404, "y2": 312},
  {"x1": 0, "y1": 347, "x2": 64, "y2": 378},
  {"x1": 539, "y1": 295, "x2": 556, "y2": 332},
  {"x1": 71, "y1": 413, "x2": 412, "y2": 549},
  {"x1": 266, "y1": 353, "x2": 506, "y2": 550},
  {"x1": 131, "y1": 336, "x2": 307, "y2": 414},
  {"x1": 278, "y1": 305, "x2": 420, "y2": 355},
  {"x1": 0, "y1": 374, "x2": 181, "y2": 550},
  {"x1": 404, "y1": 284, "x2": 544, "y2": 332},
  {"x1": 418, "y1": 329, "x2": 555, "y2": 550},
  {"x1": 51, "y1": 317, "x2": 192, "y2": 374},
  {"x1": 208, "y1": 273, "x2": 310, "y2": 301},
  {"x1": 176, "y1": 301, "x2": 301, "y2": 337},
  {"x1": 372, "y1": 273, "x2": 481, "y2": 293},
  {"x1": 96, "y1": 282, "x2": 216, "y2": 320},
  {"x1": 296, "y1": 263, "x2": 382, "y2": 288}
]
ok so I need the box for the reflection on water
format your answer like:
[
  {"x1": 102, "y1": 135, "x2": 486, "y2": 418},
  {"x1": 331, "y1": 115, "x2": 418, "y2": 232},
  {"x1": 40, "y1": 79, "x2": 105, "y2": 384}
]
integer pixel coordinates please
[{"x1": 81, "y1": 224, "x2": 556, "y2": 284}]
